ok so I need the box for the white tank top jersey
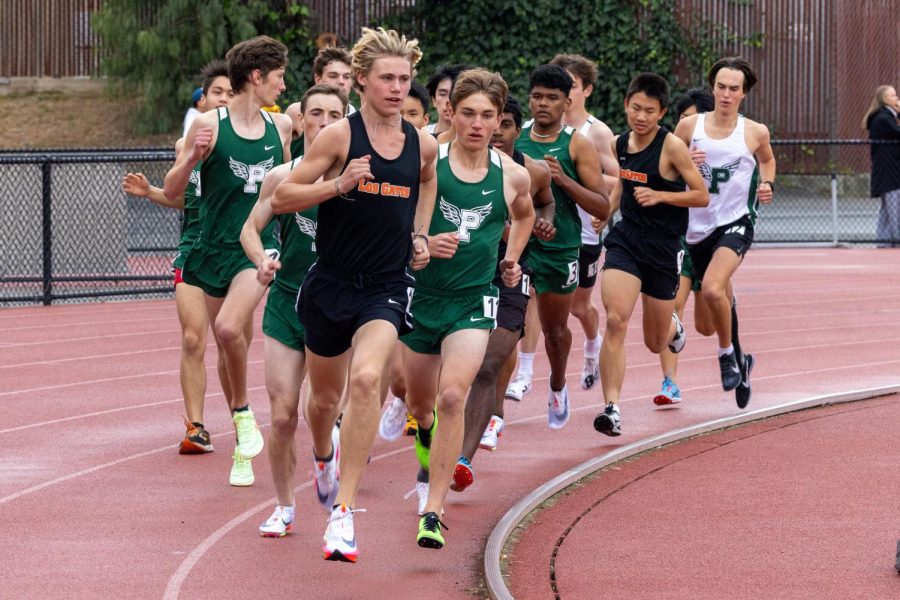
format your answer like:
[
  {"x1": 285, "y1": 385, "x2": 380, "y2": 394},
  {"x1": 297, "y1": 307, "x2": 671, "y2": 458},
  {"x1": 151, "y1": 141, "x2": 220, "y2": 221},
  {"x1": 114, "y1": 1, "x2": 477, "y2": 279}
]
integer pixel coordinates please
[
  {"x1": 686, "y1": 112, "x2": 759, "y2": 244},
  {"x1": 576, "y1": 115, "x2": 600, "y2": 245}
]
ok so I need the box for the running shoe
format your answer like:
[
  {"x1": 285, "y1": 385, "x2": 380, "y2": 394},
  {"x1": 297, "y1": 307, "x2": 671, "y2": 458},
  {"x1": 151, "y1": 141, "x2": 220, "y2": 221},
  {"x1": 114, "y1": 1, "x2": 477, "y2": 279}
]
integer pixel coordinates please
[
  {"x1": 719, "y1": 351, "x2": 741, "y2": 391},
  {"x1": 668, "y1": 313, "x2": 686, "y2": 354},
  {"x1": 378, "y1": 396, "x2": 407, "y2": 442},
  {"x1": 479, "y1": 415, "x2": 504, "y2": 451},
  {"x1": 450, "y1": 457, "x2": 474, "y2": 493},
  {"x1": 416, "y1": 511, "x2": 448, "y2": 549},
  {"x1": 232, "y1": 407, "x2": 264, "y2": 459},
  {"x1": 653, "y1": 377, "x2": 682, "y2": 406},
  {"x1": 323, "y1": 504, "x2": 365, "y2": 562},
  {"x1": 403, "y1": 413, "x2": 418, "y2": 436},
  {"x1": 580, "y1": 357, "x2": 600, "y2": 390},
  {"x1": 313, "y1": 426, "x2": 340, "y2": 510},
  {"x1": 259, "y1": 505, "x2": 294, "y2": 538},
  {"x1": 593, "y1": 402, "x2": 622, "y2": 437},
  {"x1": 505, "y1": 375, "x2": 532, "y2": 401},
  {"x1": 414, "y1": 410, "x2": 437, "y2": 471},
  {"x1": 547, "y1": 387, "x2": 570, "y2": 429},
  {"x1": 229, "y1": 449, "x2": 254, "y2": 486},
  {"x1": 735, "y1": 353, "x2": 755, "y2": 409},
  {"x1": 404, "y1": 481, "x2": 430, "y2": 515},
  {"x1": 179, "y1": 416, "x2": 214, "y2": 454}
]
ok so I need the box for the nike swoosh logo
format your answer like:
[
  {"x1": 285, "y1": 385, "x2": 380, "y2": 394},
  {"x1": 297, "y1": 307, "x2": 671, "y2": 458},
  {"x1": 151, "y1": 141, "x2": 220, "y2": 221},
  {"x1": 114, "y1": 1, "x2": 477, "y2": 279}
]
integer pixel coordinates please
[
  {"x1": 548, "y1": 148, "x2": 561, "y2": 152},
  {"x1": 481, "y1": 190, "x2": 496, "y2": 196},
  {"x1": 265, "y1": 145, "x2": 276, "y2": 151},
  {"x1": 342, "y1": 537, "x2": 356, "y2": 546},
  {"x1": 387, "y1": 299, "x2": 402, "y2": 306},
  {"x1": 470, "y1": 316, "x2": 487, "y2": 322}
]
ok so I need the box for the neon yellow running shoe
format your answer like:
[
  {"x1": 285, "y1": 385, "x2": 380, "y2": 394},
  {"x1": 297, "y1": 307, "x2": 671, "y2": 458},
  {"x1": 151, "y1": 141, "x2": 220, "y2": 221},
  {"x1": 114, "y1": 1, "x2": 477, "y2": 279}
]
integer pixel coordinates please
[
  {"x1": 232, "y1": 407, "x2": 264, "y2": 459},
  {"x1": 416, "y1": 511, "x2": 447, "y2": 549},
  {"x1": 229, "y1": 449, "x2": 254, "y2": 486}
]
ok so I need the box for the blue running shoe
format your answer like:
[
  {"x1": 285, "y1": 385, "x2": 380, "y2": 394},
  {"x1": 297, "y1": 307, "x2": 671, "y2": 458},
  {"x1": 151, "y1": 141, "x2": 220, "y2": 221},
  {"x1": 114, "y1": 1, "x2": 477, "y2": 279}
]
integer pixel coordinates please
[{"x1": 653, "y1": 377, "x2": 682, "y2": 406}]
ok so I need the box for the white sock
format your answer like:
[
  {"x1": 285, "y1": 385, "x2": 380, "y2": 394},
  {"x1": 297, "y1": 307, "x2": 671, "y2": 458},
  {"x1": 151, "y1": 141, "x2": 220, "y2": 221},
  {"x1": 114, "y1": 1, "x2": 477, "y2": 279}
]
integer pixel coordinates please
[
  {"x1": 517, "y1": 352, "x2": 535, "y2": 380},
  {"x1": 718, "y1": 344, "x2": 734, "y2": 357},
  {"x1": 280, "y1": 505, "x2": 296, "y2": 522},
  {"x1": 584, "y1": 336, "x2": 601, "y2": 358}
]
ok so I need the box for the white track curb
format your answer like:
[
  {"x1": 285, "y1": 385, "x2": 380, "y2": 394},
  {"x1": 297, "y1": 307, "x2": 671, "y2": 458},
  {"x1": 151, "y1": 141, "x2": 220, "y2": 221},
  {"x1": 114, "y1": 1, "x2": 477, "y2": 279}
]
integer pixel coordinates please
[{"x1": 484, "y1": 385, "x2": 900, "y2": 599}]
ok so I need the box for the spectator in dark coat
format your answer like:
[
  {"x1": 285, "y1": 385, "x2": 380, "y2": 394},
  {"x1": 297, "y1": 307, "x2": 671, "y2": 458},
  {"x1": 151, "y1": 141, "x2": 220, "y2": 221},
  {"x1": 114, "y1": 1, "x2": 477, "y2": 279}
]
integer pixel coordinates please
[{"x1": 864, "y1": 85, "x2": 900, "y2": 246}]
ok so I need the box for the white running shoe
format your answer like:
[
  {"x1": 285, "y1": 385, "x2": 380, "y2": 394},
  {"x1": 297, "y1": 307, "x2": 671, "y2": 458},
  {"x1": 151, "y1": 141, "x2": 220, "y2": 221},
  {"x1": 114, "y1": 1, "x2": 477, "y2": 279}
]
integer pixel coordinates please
[
  {"x1": 404, "y1": 481, "x2": 430, "y2": 516},
  {"x1": 547, "y1": 386, "x2": 570, "y2": 429},
  {"x1": 259, "y1": 505, "x2": 295, "y2": 538},
  {"x1": 323, "y1": 504, "x2": 365, "y2": 562},
  {"x1": 232, "y1": 407, "x2": 264, "y2": 459},
  {"x1": 580, "y1": 356, "x2": 600, "y2": 390},
  {"x1": 505, "y1": 375, "x2": 532, "y2": 401},
  {"x1": 479, "y1": 415, "x2": 504, "y2": 451},
  {"x1": 378, "y1": 396, "x2": 407, "y2": 442},
  {"x1": 313, "y1": 426, "x2": 340, "y2": 510}
]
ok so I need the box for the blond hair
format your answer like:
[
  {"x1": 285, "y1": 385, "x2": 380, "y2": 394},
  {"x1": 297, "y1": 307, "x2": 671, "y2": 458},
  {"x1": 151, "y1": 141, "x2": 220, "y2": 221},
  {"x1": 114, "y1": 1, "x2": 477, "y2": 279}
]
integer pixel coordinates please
[
  {"x1": 863, "y1": 85, "x2": 896, "y2": 130},
  {"x1": 450, "y1": 69, "x2": 508, "y2": 113},
  {"x1": 351, "y1": 27, "x2": 421, "y2": 93}
]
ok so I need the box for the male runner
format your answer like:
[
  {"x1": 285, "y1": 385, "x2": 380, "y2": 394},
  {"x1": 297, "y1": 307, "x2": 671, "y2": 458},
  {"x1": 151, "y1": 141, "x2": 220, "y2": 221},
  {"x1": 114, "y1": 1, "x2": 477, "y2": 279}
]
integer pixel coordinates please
[
  {"x1": 452, "y1": 94, "x2": 555, "y2": 492},
  {"x1": 515, "y1": 64, "x2": 609, "y2": 429},
  {"x1": 424, "y1": 64, "x2": 470, "y2": 135},
  {"x1": 593, "y1": 73, "x2": 708, "y2": 437},
  {"x1": 674, "y1": 57, "x2": 775, "y2": 409},
  {"x1": 653, "y1": 87, "x2": 714, "y2": 406},
  {"x1": 313, "y1": 45, "x2": 357, "y2": 114},
  {"x1": 241, "y1": 84, "x2": 347, "y2": 536},
  {"x1": 402, "y1": 69, "x2": 534, "y2": 549},
  {"x1": 164, "y1": 36, "x2": 293, "y2": 483},
  {"x1": 272, "y1": 27, "x2": 437, "y2": 563},
  {"x1": 123, "y1": 59, "x2": 233, "y2": 453},
  {"x1": 550, "y1": 53, "x2": 619, "y2": 389}
]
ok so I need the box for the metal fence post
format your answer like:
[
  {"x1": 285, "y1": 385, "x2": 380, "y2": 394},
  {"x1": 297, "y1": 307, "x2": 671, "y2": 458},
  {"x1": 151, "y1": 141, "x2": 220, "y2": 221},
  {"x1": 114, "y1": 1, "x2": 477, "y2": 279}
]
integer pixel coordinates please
[
  {"x1": 41, "y1": 159, "x2": 52, "y2": 305},
  {"x1": 830, "y1": 173, "x2": 838, "y2": 247}
]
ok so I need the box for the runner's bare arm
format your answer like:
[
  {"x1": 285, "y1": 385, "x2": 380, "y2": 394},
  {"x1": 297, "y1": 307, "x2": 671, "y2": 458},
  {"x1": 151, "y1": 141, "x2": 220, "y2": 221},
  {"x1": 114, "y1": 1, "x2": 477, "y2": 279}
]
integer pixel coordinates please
[
  {"x1": 634, "y1": 135, "x2": 707, "y2": 208},
  {"x1": 588, "y1": 120, "x2": 619, "y2": 190},
  {"x1": 749, "y1": 120, "x2": 776, "y2": 204},
  {"x1": 503, "y1": 160, "x2": 536, "y2": 266},
  {"x1": 547, "y1": 133, "x2": 609, "y2": 219},
  {"x1": 272, "y1": 121, "x2": 352, "y2": 213},
  {"x1": 241, "y1": 163, "x2": 291, "y2": 269},
  {"x1": 524, "y1": 156, "x2": 556, "y2": 240},
  {"x1": 163, "y1": 112, "x2": 216, "y2": 201},
  {"x1": 123, "y1": 173, "x2": 185, "y2": 209},
  {"x1": 411, "y1": 133, "x2": 439, "y2": 270},
  {"x1": 272, "y1": 112, "x2": 294, "y2": 163}
]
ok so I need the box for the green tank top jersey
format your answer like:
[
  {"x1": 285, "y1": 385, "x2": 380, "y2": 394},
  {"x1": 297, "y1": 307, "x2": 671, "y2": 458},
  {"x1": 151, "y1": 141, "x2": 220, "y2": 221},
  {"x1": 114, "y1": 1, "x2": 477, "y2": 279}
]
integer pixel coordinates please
[
  {"x1": 290, "y1": 135, "x2": 304, "y2": 161},
  {"x1": 416, "y1": 143, "x2": 508, "y2": 294},
  {"x1": 515, "y1": 123, "x2": 582, "y2": 250},
  {"x1": 199, "y1": 107, "x2": 282, "y2": 247},
  {"x1": 273, "y1": 157, "x2": 317, "y2": 294},
  {"x1": 174, "y1": 163, "x2": 202, "y2": 269}
]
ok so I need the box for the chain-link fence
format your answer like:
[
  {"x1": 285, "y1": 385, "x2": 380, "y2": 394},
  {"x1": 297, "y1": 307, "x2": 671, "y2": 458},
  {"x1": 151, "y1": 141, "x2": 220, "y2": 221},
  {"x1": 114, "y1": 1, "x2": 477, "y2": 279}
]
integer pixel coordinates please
[
  {"x1": 0, "y1": 150, "x2": 178, "y2": 306},
  {"x1": 1, "y1": 141, "x2": 899, "y2": 305}
]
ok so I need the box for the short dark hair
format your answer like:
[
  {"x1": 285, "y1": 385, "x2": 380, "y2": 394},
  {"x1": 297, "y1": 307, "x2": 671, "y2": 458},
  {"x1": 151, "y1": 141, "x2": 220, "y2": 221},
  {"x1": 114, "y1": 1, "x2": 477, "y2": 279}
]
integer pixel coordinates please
[
  {"x1": 425, "y1": 63, "x2": 472, "y2": 99},
  {"x1": 299, "y1": 84, "x2": 348, "y2": 114},
  {"x1": 313, "y1": 46, "x2": 352, "y2": 78},
  {"x1": 625, "y1": 72, "x2": 669, "y2": 108},
  {"x1": 503, "y1": 94, "x2": 523, "y2": 130},
  {"x1": 550, "y1": 54, "x2": 598, "y2": 88},
  {"x1": 674, "y1": 87, "x2": 714, "y2": 118},
  {"x1": 529, "y1": 64, "x2": 573, "y2": 95},
  {"x1": 708, "y1": 56, "x2": 758, "y2": 92},
  {"x1": 200, "y1": 59, "x2": 229, "y2": 95},
  {"x1": 407, "y1": 80, "x2": 430, "y2": 114},
  {"x1": 226, "y1": 36, "x2": 288, "y2": 93}
]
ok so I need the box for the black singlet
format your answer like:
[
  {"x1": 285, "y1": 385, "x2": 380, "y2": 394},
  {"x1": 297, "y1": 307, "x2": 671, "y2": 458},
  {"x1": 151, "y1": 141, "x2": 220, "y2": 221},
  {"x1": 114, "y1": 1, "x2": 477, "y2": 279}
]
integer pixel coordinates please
[
  {"x1": 616, "y1": 127, "x2": 686, "y2": 237},
  {"x1": 316, "y1": 111, "x2": 421, "y2": 275}
]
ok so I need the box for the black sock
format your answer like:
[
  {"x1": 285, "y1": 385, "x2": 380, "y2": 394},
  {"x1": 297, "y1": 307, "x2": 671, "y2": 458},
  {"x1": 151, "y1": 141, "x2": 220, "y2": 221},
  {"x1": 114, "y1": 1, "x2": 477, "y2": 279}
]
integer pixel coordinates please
[
  {"x1": 417, "y1": 466, "x2": 429, "y2": 483},
  {"x1": 731, "y1": 295, "x2": 743, "y2": 361},
  {"x1": 232, "y1": 405, "x2": 249, "y2": 413},
  {"x1": 314, "y1": 444, "x2": 334, "y2": 463},
  {"x1": 417, "y1": 413, "x2": 436, "y2": 449},
  {"x1": 191, "y1": 422, "x2": 204, "y2": 429}
]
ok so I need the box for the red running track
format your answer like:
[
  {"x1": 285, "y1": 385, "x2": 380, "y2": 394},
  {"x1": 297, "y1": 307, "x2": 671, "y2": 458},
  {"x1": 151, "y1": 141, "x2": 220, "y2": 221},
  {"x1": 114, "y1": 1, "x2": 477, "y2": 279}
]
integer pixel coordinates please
[{"x1": 0, "y1": 247, "x2": 899, "y2": 599}]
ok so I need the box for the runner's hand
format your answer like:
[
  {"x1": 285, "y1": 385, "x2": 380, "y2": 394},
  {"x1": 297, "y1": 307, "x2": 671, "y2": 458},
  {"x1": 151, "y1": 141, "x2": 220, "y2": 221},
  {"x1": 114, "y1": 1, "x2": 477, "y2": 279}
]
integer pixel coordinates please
[
  {"x1": 428, "y1": 232, "x2": 459, "y2": 259},
  {"x1": 191, "y1": 127, "x2": 213, "y2": 162},
  {"x1": 337, "y1": 155, "x2": 374, "y2": 194},
  {"x1": 688, "y1": 145, "x2": 706, "y2": 168},
  {"x1": 410, "y1": 236, "x2": 430, "y2": 270},
  {"x1": 591, "y1": 216, "x2": 608, "y2": 234},
  {"x1": 500, "y1": 258, "x2": 522, "y2": 288},
  {"x1": 757, "y1": 181, "x2": 774, "y2": 204},
  {"x1": 634, "y1": 186, "x2": 662, "y2": 207},
  {"x1": 543, "y1": 154, "x2": 569, "y2": 186},
  {"x1": 256, "y1": 257, "x2": 281, "y2": 285},
  {"x1": 533, "y1": 218, "x2": 556, "y2": 241},
  {"x1": 123, "y1": 173, "x2": 150, "y2": 197}
]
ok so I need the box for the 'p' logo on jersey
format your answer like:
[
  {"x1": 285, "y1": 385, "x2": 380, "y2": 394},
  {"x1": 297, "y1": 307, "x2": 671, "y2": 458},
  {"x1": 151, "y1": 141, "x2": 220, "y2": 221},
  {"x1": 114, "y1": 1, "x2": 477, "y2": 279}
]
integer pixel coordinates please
[{"x1": 229, "y1": 156, "x2": 275, "y2": 194}]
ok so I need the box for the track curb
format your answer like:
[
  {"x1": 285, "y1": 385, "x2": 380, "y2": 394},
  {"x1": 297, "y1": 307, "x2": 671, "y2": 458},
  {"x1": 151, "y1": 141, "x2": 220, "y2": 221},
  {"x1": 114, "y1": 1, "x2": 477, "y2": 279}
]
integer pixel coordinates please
[{"x1": 483, "y1": 384, "x2": 900, "y2": 599}]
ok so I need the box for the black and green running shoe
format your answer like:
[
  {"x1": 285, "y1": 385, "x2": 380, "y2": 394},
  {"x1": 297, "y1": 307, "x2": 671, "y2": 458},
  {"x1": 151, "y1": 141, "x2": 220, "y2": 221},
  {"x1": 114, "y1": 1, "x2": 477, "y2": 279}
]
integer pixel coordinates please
[{"x1": 417, "y1": 511, "x2": 447, "y2": 549}]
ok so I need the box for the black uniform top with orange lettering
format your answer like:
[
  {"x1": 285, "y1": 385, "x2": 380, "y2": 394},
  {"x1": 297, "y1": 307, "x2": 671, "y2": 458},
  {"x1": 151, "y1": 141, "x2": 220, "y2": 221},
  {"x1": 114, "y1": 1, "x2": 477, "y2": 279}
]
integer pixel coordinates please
[{"x1": 315, "y1": 111, "x2": 421, "y2": 275}]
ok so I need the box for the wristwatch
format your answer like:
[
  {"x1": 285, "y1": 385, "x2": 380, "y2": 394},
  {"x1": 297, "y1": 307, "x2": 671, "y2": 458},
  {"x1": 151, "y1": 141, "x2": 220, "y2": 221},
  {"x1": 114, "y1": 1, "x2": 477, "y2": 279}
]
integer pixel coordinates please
[{"x1": 761, "y1": 180, "x2": 775, "y2": 192}]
